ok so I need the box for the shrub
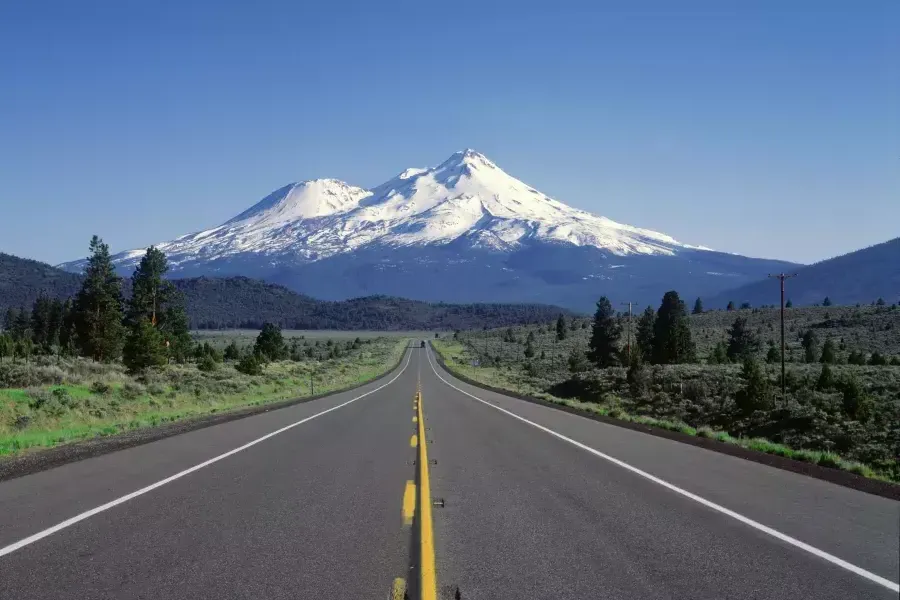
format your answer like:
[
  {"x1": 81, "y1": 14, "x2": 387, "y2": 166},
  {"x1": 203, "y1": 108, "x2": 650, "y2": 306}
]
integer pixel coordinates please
[
  {"x1": 90, "y1": 380, "x2": 112, "y2": 395},
  {"x1": 119, "y1": 382, "x2": 146, "y2": 400},
  {"x1": 198, "y1": 355, "x2": 219, "y2": 373},
  {"x1": 236, "y1": 354, "x2": 263, "y2": 376}
]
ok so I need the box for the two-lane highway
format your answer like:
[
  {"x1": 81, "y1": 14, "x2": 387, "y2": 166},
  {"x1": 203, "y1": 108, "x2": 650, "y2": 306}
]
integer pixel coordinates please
[{"x1": 0, "y1": 345, "x2": 897, "y2": 599}]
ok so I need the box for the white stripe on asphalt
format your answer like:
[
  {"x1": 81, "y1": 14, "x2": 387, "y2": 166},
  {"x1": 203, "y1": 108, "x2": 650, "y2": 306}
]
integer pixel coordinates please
[
  {"x1": 425, "y1": 349, "x2": 899, "y2": 593},
  {"x1": 0, "y1": 349, "x2": 413, "y2": 559}
]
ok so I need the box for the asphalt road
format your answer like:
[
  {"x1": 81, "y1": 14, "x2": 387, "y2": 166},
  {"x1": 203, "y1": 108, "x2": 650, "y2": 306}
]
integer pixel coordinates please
[{"x1": 0, "y1": 346, "x2": 897, "y2": 600}]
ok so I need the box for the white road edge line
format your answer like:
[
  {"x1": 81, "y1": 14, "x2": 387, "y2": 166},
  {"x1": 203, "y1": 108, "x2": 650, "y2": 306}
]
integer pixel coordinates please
[
  {"x1": 0, "y1": 349, "x2": 413, "y2": 559},
  {"x1": 425, "y1": 348, "x2": 899, "y2": 593}
]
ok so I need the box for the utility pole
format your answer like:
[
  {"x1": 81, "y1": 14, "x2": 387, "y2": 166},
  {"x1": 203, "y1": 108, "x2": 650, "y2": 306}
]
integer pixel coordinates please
[
  {"x1": 620, "y1": 302, "x2": 637, "y2": 361},
  {"x1": 768, "y1": 273, "x2": 797, "y2": 401}
]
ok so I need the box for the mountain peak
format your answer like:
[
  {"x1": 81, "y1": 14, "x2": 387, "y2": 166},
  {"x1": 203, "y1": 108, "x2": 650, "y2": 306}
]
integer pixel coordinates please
[
  {"x1": 439, "y1": 148, "x2": 497, "y2": 170},
  {"x1": 224, "y1": 178, "x2": 371, "y2": 226}
]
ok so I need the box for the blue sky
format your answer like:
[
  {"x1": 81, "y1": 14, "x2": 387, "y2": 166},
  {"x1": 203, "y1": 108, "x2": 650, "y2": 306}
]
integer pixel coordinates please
[{"x1": 1, "y1": 0, "x2": 896, "y2": 265}]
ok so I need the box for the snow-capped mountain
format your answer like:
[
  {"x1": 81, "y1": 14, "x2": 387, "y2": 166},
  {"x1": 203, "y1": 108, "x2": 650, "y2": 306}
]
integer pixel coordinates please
[{"x1": 59, "y1": 150, "x2": 798, "y2": 310}]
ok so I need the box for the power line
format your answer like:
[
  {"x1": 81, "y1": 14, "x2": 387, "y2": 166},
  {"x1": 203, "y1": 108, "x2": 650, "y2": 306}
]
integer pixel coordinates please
[{"x1": 768, "y1": 273, "x2": 798, "y2": 401}]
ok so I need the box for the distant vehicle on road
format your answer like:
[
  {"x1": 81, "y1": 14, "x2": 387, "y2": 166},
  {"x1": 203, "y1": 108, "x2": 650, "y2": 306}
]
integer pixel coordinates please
[{"x1": 420, "y1": 341, "x2": 426, "y2": 348}]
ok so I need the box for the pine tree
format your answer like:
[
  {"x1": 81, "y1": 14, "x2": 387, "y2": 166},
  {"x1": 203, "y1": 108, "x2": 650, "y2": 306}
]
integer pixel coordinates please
[
  {"x1": 635, "y1": 306, "x2": 655, "y2": 363},
  {"x1": 73, "y1": 235, "x2": 125, "y2": 361},
  {"x1": 254, "y1": 323, "x2": 286, "y2": 361},
  {"x1": 122, "y1": 318, "x2": 167, "y2": 373},
  {"x1": 785, "y1": 299, "x2": 793, "y2": 308},
  {"x1": 820, "y1": 338, "x2": 836, "y2": 364},
  {"x1": 567, "y1": 345, "x2": 590, "y2": 374},
  {"x1": 876, "y1": 297, "x2": 886, "y2": 306},
  {"x1": 30, "y1": 295, "x2": 51, "y2": 350},
  {"x1": 160, "y1": 299, "x2": 192, "y2": 362},
  {"x1": 127, "y1": 246, "x2": 169, "y2": 327},
  {"x1": 692, "y1": 297, "x2": 703, "y2": 314},
  {"x1": 0, "y1": 334, "x2": 12, "y2": 362},
  {"x1": 3, "y1": 307, "x2": 16, "y2": 333},
  {"x1": 223, "y1": 340, "x2": 240, "y2": 361},
  {"x1": 708, "y1": 341, "x2": 729, "y2": 364},
  {"x1": 841, "y1": 374, "x2": 870, "y2": 420},
  {"x1": 868, "y1": 352, "x2": 887, "y2": 366},
  {"x1": 524, "y1": 338, "x2": 536, "y2": 358},
  {"x1": 126, "y1": 246, "x2": 191, "y2": 363},
  {"x1": 726, "y1": 301, "x2": 735, "y2": 311},
  {"x1": 587, "y1": 296, "x2": 620, "y2": 368},
  {"x1": 651, "y1": 291, "x2": 695, "y2": 364},
  {"x1": 847, "y1": 350, "x2": 867, "y2": 366},
  {"x1": 13, "y1": 308, "x2": 30, "y2": 343},
  {"x1": 726, "y1": 316, "x2": 760, "y2": 361},
  {"x1": 816, "y1": 363, "x2": 834, "y2": 390},
  {"x1": 765, "y1": 342, "x2": 780, "y2": 364},
  {"x1": 58, "y1": 299, "x2": 77, "y2": 357},
  {"x1": 736, "y1": 357, "x2": 772, "y2": 414},
  {"x1": 555, "y1": 315, "x2": 567, "y2": 341},
  {"x1": 801, "y1": 330, "x2": 818, "y2": 363},
  {"x1": 46, "y1": 298, "x2": 64, "y2": 350},
  {"x1": 822, "y1": 296, "x2": 833, "y2": 307}
]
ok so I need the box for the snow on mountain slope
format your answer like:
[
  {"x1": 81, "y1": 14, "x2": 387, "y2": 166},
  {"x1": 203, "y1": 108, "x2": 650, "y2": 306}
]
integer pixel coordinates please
[{"x1": 59, "y1": 149, "x2": 709, "y2": 272}]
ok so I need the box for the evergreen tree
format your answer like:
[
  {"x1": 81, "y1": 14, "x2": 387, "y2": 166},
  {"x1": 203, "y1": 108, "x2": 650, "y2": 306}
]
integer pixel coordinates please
[
  {"x1": 46, "y1": 298, "x2": 64, "y2": 350},
  {"x1": 736, "y1": 357, "x2": 772, "y2": 414},
  {"x1": 30, "y1": 295, "x2": 54, "y2": 351},
  {"x1": 817, "y1": 363, "x2": 834, "y2": 390},
  {"x1": 801, "y1": 330, "x2": 818, "y2": 363},
  {"x1": 822, "y1": 296, "x2": 833, "y2": 307},
  {"x1": 841, "y1": 374, "x2": 870, "y2": 420},
  {"x1": 567, "y1": 345, "x2": 590, "y2": 374},
  {"x1": 726, "y1": 316, "x2": 759, "y2": 361},
  {"x1": 555, "y1": 315, "x2": 567, "y2": 341},
  {"x1": 692, "y1": 297, "x2": 703, "y2": 314},
  {"x1": 523, "y1": 338, "x2": 536, "y2": 358},
  {"x1": 651, "y1": 291, "x2": 695, "y2": 364},
  {"x1": 127, "y1": 246, "x2": 192, "y2": 363},
  {"x1": 254, "y1": 323, "x2": 286, "y2": 361},
  {"x1": 726, "y1": 301, "x2": 735, "y2": 311},
  {"x1": 223, "y1": 340, "x2": 240, "y2": 361},
  {"x1": 765, "y1": 342, "x2": 780, "y2": 364},
  {"x1": 587, "y1": 296, "x2": 620, "y2": 368},
  {"x1": 876, "y1": 297, "x2": 886, "y2": 306},
  {"x1": 847, "y1": 350, "x2": 867, "y2": 366},
  {"x1": 3, "y1": 307, "x2": 16, "y2": 333},
  {"x1": 0, "y1": 334, "x2": 12, "y2": 362},
  {"x1": 868, "y1": 351, "x2": 888, "y2": 366},
  {"x1": 820, "y1": 338, "x2": 836, "y2": 364},
  {"x1": 708, "y1": 341, "x2": 729, "y2": 364},
  {"x1": 740, "y1": 302, "x2": 752, "y2": 310},
  {"x1": 13, "y1": 308, "x2": 30, "y2": 342},
  {"x1": 635, "y1": 305, "x2": 655, "y2": 363},
  {"x1": 72, "y1": 235, "x2": 125, "y2": 361},
  {"x1": 127, "y1": 246, "x2": 169, "y2": 327},
  {"x1": 626, "y1": 353, "x2": 649, "y2": 399},
  {"x1": 58, "y1": 299, "x2": 77, "y2": 357},
  {"x1": 785, "y1": 299, "x2": 793, "y2": 308},
  {"x1": 122, "y1": 318, "x2": 167, "y2": 373},
  {"x1": 160, "y1": 298, "x2": 192, "y2": 362}
]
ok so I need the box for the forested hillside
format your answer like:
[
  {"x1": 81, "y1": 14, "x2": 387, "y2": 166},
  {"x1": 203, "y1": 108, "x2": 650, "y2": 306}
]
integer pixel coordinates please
[{"x1": 1, "y1": 252, "x2": 572, "y2": 331}]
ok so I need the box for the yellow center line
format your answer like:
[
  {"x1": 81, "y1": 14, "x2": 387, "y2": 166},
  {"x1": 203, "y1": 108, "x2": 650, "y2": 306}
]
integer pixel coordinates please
[
  {"x1": 410, "y1": 434, "x2": 418, "y2": 448},
  {"x1": 391, "y1": 577, "x2": 407, "y2": 600},
  {"x1": 417, "y1": 389, "x2": 438, "y2": 600},
  {"x1": 402, "y1": 481, "x2": 416, "y2": 525}
]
